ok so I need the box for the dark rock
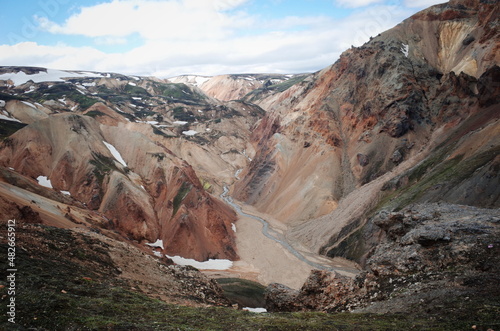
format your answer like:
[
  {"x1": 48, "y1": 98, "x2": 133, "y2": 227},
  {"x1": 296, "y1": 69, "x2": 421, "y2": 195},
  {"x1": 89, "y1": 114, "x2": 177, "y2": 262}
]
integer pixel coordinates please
[
  {"x1": 357, "y1": 153, "x2": 369, "y2": 166},
  {"x1": 462, "y1": 35, "x2": 475, "y2": 45},
  {"x1": 391, "y1": 149, "x2": 404, "y2": 164},
  {"x1": 264, "y1": 283, "x2": 299, "y2": 312}
]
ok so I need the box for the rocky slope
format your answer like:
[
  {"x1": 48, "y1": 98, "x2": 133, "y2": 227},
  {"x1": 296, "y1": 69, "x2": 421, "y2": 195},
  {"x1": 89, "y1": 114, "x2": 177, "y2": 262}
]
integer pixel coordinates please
[
  {"x1": 233, "y1": 0, "x2": 499, "y2": 261},
  {"x1": 265, "y1": 203, "x2": 500, "y2": 329}
]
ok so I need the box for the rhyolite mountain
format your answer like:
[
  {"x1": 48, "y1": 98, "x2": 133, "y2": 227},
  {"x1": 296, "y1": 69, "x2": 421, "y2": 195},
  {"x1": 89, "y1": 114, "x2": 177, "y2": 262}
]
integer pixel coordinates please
[
  {"x1": 0, "y1": 67, "x2": 269, "y2": 261},
  {"x1": 235, "y1": 0, "x2": 499, "y2": 261},
  {"x1": 0, "y1": 0, "x2": 498, "y2": 327}
]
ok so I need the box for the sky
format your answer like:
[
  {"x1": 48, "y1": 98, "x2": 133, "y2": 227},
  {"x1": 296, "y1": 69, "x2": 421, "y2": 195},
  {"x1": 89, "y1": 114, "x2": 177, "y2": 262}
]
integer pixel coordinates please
[{"x1": 0, "y1": 0, "x2": 447, "y2": 78}]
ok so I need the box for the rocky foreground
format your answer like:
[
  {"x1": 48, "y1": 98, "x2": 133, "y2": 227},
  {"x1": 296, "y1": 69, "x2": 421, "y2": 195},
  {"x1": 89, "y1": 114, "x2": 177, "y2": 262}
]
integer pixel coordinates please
[
  {"x1": 266, "y1": 204, "x2": 499, "y2": 321},
  {"x1": 1, "y1": 206, "x2": 498, "y2": 330}
]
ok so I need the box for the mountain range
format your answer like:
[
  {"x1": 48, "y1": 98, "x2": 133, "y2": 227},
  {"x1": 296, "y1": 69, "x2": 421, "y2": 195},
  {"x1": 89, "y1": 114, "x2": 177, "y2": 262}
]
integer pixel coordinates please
[{"x1": 0, "y1": 0, "x2": 498, "y2": 329}]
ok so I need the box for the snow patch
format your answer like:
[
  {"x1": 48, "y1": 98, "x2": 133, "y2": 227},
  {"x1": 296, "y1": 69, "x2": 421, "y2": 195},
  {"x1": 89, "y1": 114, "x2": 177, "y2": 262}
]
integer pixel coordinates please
[
  {"x1": 0, "y1": 69, "x2": 102, "y2": 86},
  {"x1": 401, "y1": 43, "x2": 409, "y2": 57},
  {"x1": 0, "y1": 114, "x2": 22, "y2": 123},
  {"x1": 103, "y1": 141, "x2": 127, "y2": 167},
  {"x1": 82, "y1": 82, "x2": 96, "y2": 87},
  {"x1": 182, "y1": 130, "x2": 198, "y2": 136},
  {"x1": 21, "y1": 101, "x2": 36, "y2": 108},
  {"x1": 243, "y1": 307, "x2": 267, "y2": 313},
  {"x1": 60, "y1": 190, "x2": 71, "y2": 196},
  {"x1": 128, "y1": 82, "x2": 137, "y2": 86},
  {"x1": 37, "y1": 176, "x2": 53, "y2": 189},
  {"x1": 146, "y1": 239, "x2": 164, "y2": 250},
  {"x1": 166, "y1": 255, "x2": 233, "y2": 270},
  {"x1": 231, "y1": 223, "x2": 236, "y2": 233},
  {"x1": 173, "y1": 120, "x2": 188, "y2": 125}
]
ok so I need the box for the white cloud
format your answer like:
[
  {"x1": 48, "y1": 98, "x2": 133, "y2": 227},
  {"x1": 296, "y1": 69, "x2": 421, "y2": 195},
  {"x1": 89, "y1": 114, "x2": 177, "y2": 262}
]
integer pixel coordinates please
[
  {"x1": 0, "y1": 42, "x2": 106, "y2": 71},
  {"x1": 38, "y1": 0, "x2": 253, "y2": 41},
  {"x1": 0, "y1": 1, "x2": 434, "y2": 77},
  {"x1": 404, "y1": 0, "x2": 448, "y2": 8},
  {"x1": 94, "y1": 36, "x2": 128, "y2": 45},
  {"x1": 335, "y1": 0, "x2": 384, "y2": 8}
]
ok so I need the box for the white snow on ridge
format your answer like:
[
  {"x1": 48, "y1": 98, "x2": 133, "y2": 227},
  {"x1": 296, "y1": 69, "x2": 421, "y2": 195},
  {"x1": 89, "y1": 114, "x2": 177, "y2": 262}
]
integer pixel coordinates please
[
  {"x1": 402, "y1": 44, "x2": 409, "y2": 57},
  {"x1": 0, "y1": 69, "x2": 103, "y2": 86},
  {"x1": 0, "y1": 114, "x2": 22, "y2": 123},
  {"x1": 194, "y1": 76, "x2": 210, "y2": 86},
  {"x1": 21, "y1": 101, "x2": 36, "y2": 108},
  {"x1": 103, "y1": 141, "x2": 128, "y2": 167},
  {"x1": 60, "y1": 190, "x2": 71, "y2": 196},
  {"x1": 37, "y1": 176, "x2": 53, "y2": 189},
  {"x1": 146, "y1": 239, "x2": 165, "y2": 250},
  {"x1": 173, "y1": 121, "x2": 188, "y2": 125},
  {"x1": 182, "y1": 130, "x2": 198, "y2": 136},
  {"x1": 166, "y1": 255, "x2": 233, "y2": 270},
  {"x1": 243, "y1": 307, "x2": 267, "y2": 313}
]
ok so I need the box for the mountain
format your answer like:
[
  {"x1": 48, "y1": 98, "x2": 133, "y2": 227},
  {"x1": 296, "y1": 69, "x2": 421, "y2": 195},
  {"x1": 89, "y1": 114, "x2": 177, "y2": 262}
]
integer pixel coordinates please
[
  {"x1": 234, "y1": 0, "x2": 499, "y2": 261},
  {"x1": 0, "y1": 0, "x2": 499, "y2": 328},
  {"x1": 169, "y1": 73, "x2": 307, "y2": 101},
  {"x1": 0, "y1": 66, "x2": 271, "y2": 261}
]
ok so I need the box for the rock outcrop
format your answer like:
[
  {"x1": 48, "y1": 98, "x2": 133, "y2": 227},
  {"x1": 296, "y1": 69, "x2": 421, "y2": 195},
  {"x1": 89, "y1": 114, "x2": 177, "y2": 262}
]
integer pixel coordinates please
[{"x1": 265, "y1": 203, "x2": 500, "y2": 320}]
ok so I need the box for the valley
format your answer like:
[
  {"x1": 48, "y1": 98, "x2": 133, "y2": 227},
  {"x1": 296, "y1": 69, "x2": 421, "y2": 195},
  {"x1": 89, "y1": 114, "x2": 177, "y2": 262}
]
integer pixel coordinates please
[{"x1": 0, "y1": 0, "x2": 499, "y2": 329}]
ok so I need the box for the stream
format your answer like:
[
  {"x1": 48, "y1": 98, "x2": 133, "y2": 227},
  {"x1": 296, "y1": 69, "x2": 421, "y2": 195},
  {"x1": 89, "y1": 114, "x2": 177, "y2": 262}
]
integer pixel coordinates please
[{"x1": 221, "y1": 186, "x2": 339, "y2": 272}]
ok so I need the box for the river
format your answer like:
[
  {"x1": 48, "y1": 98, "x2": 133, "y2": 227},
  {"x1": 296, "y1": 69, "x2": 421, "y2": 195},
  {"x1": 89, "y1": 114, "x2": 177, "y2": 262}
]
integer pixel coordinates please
[{"x1": 221, "y1": 186, "x2": 357, "y2": 273}]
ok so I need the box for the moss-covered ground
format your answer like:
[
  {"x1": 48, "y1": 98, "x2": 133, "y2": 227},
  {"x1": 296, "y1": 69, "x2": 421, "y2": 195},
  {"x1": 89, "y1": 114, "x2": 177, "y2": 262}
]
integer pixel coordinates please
[{"x1": 1, "y1": 232, "x2": 489, "y2": 331}]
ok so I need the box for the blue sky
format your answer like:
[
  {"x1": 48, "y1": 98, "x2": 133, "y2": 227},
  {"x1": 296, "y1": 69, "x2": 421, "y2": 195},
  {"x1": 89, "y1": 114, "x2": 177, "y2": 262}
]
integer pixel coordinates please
[{"x1": 0, "y1": 0, "x2": 446, "y2": 77}]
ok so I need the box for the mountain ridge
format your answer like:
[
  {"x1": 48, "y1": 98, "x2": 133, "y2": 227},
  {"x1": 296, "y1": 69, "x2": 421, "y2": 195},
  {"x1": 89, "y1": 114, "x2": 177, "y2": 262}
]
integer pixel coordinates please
[{"x1": 0, "y1": 0, "x2": 498, "y2": 328}]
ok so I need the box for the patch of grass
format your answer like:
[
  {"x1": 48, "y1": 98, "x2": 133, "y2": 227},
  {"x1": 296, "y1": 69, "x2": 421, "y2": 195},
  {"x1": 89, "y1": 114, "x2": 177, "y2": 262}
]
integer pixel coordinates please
[
  {"x1": 172, "y1": 181, "x2": 192, "y2": 217},
  {"x1": 0, "y1": 231, "x2": 495, "y2": 331},
  {"x1": 89, "y1": 152, "x2": 122, "y2": 186},
  {"x1": 156, "y1": 82, "x2": 206, "y2": 103},
  {"x1": 379, "y1": 145, "x2": 500, "y2": 212},
  {"x1": 172, "y1": 106, "x2": 195, "y2": 122},
  {"x1": 123, "y1": 84, "x2": 150, "y2": 97},
  {"x1": 0, "y1": 92, "x2": 24, "y2": 101},
  {"x1": 152, "y1": 126, "x2": 174, "y2": 138},
  {"x1": 246, "y1": 75, "x2": 308, "y2": 102},
  {"x1": 267, "y1": 75, "x2": 307, "y2": 92},
  {"x1": 216, "y1": 278, "x2": 266, "y2": 308},
  {"x1": 25, "y1": 83, "x2": 98, "y2": 110},
  {"x1": 84, "y1": 110, "x2": 107, "y2": 118},
  {"x1": 200, "y1": 178, "x2": 212, "y2": 191},
  {"x1": 0, "y1": 119, "x2": 27, "y2": 139}
]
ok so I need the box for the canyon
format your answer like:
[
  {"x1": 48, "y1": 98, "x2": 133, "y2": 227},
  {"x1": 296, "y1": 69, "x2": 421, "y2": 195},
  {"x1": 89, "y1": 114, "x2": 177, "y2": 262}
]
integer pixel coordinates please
[{"x1": 0, "y1": 0, "x2": 498, "y2": 329}]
